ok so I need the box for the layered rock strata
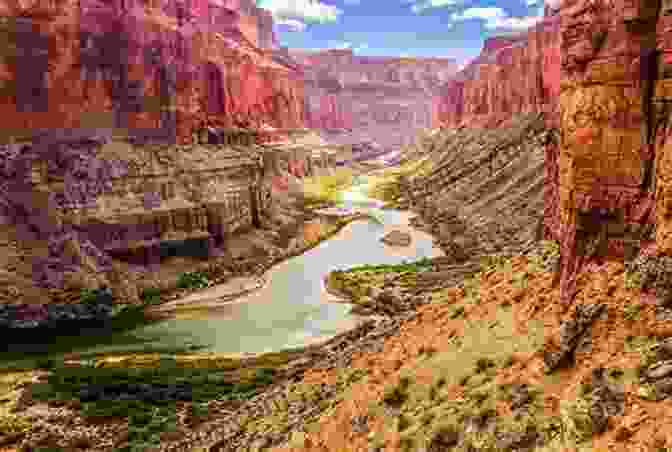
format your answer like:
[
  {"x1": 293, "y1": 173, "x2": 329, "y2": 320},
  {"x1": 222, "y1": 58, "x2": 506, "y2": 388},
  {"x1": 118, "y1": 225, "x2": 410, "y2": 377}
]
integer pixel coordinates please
[
  {"x1": 0, "y1": 0, "x2": 305, "y2": 145},
  {"x1": 0, "y1": 128, "x2": 335, "y2": 307},
  {"x1": 393, "y1": 113, "x2": 548, "y2": 261},
  {"x1": 434, "y1": 17, "x2": 561, "y2": 129},
  {"x1": 434, "y1": 0, "x2": 672, "y2": 304},
  {"x1": 0, "y1": 0, "x2": 355, "y2": 307},
  {"x1": 292, "y1": 48, "x2": 458, "y2": 152}
]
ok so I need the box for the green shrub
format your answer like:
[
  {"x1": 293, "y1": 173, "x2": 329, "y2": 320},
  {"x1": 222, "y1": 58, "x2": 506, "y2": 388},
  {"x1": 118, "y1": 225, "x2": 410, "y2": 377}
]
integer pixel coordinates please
[
  {"x1": 26, "y1": 362, "x2": 277, "y2": 450},
  {"x1": 176, "y1": 271, "x2": 210, "y2": 290},
  {"x1": 527, "y1": 240, "x2": 561, "y2": 273},
  {"x1": 382, "y1": 381, "x2": 409, "y2": 406},
  {"x1": 140, "y1": 287, "x2": 162, "y2": 305},
  {"x1": 624, "y1": 303, "x2": 642, "y2": 321},
  {"x1": 79, "y1": 287, "x2": 114, "y2": 305},
  {"x1": 342, "y1": 257, "x2": 433, "y2": 274}
]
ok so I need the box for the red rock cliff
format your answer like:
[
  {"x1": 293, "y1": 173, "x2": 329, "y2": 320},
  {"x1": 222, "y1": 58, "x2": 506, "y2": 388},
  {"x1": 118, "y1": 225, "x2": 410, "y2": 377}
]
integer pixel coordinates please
[
  {"x1": 292, "y1": 48, "x2": 457, "y2": 150},
  {"x1": 435, "y1": 16, "x2": 561, "y2": 129},
  {"x1": 434, "y1": 0, "x2": 672, "y2": 305},
  {"x1": 0, "y1": 0, "x2": 306, "y2": 145}
]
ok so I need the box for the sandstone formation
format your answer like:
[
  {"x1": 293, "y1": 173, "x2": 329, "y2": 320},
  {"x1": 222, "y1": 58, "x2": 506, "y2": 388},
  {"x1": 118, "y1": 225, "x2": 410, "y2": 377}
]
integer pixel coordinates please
[
  {"x1": 0, "y1": 0, "x2": 361, "y2": 306},
  {"x1": 0, "y1": 0, "x2": 309, "y2": 145},
  {"x1": 434, "y1": 18, "x2": 560, "y2": 130},
  {"x1": 432, "y1": 0, "x2": 672, "y2": 304},
  {"x1": 291, "y1": 48, "x2": 458, "y2": 152}
]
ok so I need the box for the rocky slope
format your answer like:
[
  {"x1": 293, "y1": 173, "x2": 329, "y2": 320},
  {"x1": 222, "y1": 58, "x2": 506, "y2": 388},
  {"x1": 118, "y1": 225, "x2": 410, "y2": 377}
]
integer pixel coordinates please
[{"x1": 379, "y1": 112, "x2": 549, "y2": 261}]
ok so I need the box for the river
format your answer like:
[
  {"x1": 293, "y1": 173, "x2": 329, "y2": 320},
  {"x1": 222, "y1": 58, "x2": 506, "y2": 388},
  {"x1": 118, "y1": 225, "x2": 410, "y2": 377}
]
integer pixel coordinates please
[{"x1": 0, "y1": 177, "x2": 441, "y2": 367}]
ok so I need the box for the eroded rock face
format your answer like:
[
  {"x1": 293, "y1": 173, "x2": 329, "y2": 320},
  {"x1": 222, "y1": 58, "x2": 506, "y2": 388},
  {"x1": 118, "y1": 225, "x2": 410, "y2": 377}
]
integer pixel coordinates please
[
  {"x1": 434, "y1": 0, "x2": 672, "y2": 304},
  {"x1": 0, "y1": 0, "x2": 306, "y2": 145},
  {"x1": 435, "y1": 17, "x2": 561, "y2": 130},
  {"x1": 292, "y1": 48, "x2": 458, "y2": 152},
  {"x1": 0, "y1": 1, "x2": 349, "y2": 304}
]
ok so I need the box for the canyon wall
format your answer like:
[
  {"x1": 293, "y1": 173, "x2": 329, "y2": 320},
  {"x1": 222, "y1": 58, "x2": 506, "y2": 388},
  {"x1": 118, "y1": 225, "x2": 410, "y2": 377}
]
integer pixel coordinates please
[
  {"x1": 435, "y1": 0, "x2": 672, "y2": 304},
  {"x1": 0, "y1": 0, "x2": 343, "y2": 305},
  {"x1": 435, "y1": 18, "x2": 561, "y2": 129},
  {"x1": 291, "y1": 48, "x2": 458, "y2": 151},
  {"x1": 0, "y1": 0, "x2": 305, "y2": 145}
]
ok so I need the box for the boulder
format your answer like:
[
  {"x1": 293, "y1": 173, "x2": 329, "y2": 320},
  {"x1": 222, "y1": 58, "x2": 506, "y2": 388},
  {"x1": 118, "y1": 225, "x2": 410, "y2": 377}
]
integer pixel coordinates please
[{"x1": 380, "y1": 230, "x2": 412, "y2": 247}]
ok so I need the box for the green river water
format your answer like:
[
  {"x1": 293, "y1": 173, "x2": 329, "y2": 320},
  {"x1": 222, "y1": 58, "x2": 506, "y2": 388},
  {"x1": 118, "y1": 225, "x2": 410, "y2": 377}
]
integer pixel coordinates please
[{"x1": 0, "y1": 178, "x2": 441, "y2": 368}]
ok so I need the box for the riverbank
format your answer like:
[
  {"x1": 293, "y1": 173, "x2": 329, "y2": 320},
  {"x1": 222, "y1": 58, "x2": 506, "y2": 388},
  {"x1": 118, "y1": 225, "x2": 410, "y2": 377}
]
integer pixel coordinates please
[
  {"x1": 0, "y1": 177, "x2": 427, "y2": 449},
  {"x1": 144, "y1": 211, "x2": 377, "y2": 321}
]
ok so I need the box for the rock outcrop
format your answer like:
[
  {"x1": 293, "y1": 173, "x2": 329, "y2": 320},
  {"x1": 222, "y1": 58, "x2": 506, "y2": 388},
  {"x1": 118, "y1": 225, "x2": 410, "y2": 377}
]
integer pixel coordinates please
[
  {"x1": 0, "y1": 0, "x2": 306, "y2": 145},
  {"x1": 291, "y1": 48, "x2": 458, "y2": 152},
  {"x1": 432, "y1": 0, "x2": 672, "y2": 305},
  {"x1": 380, "y1": 230, "x2": 412, "y2": 247},
  {"x1": 434, "y1": 17, "x2": 561, "y2": 129},
  {"x1": 0, "y1": 0, "x2": 354, "y2": 307}
]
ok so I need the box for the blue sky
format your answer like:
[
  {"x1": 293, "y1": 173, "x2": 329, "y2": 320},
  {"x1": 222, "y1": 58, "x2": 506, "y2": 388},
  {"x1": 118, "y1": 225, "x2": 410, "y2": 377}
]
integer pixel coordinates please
[{"x1": 255, "y1": 0, "x2": 546, "y2": 64}]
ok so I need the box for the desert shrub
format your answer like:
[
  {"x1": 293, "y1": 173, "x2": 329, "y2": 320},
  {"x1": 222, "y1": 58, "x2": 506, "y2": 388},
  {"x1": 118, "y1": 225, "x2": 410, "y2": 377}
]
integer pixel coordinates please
[
  {"x1": 176, "y1": 271, "x2": 209, "y2": 290},
  {"x1": 527, "y1": 240, "x2": 561, "y2": 273},
  {"x1": 625, "y1": 254, "x2": 672, "y2": 303},
  {"x1": 79, "y1": 286, "x2": 114, "y2": 305},
  {"x1": 140, "y1": 287, "x2": 162, "y2": 305}
]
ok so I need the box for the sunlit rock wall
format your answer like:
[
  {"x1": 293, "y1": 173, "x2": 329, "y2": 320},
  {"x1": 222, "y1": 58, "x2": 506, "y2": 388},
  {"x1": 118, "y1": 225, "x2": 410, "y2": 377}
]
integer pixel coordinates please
[
  {"x1": 0, "y1": 0, "x2": 305, "y2": 145},
  {"x1": 291, "y1": 48, "x2": 458, "y2": 151}
]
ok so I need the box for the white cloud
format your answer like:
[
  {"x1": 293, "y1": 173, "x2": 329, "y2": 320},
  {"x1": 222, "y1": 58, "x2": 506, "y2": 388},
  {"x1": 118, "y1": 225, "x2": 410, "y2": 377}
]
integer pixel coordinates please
[
  {"x1": 526, "y1": 0, "x2": 538, "y2": 5},
  {"x1": 275, "y1": 18, "x2": 308, "y2": 31},
  {"x1": 450, "y1": 6, "x2": 542, "y2": 31},
  {"x1": 410, "y1": 0, "x2": 459, "y2": 13},
  {"x1": 486, "y1": 15, "x2": 542, "y2": 30},
  {"x1": 451, "y1": 7, "x2": 507, "y2": 21},
  {"x1": 257, "y1": 0, "x2": 343, "y2": 24}
]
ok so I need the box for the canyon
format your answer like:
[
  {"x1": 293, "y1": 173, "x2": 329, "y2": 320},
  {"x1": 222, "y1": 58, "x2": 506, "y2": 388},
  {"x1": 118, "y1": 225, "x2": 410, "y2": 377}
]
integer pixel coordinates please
[
  {"x1": 0, "y1": 0, "x2": 670, "y2": 316},
  {"x1": 0, "y1": 0, "x2": 462, "y2": 310},
  {"x1": 0, "y1": 0, "x2": 354, "y2": 308},
  {"x1": 431, "y1": 0, "x2": 672, "y2": 304},
  {"x1": 291, "y1": 48, "x2": 458, "y2": 152}
]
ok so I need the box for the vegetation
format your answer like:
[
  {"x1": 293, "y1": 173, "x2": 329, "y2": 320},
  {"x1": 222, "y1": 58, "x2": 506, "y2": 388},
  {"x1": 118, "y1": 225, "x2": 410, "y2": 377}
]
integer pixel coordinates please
[
  {"x1": 176, "y1": 271, "x2": 210, "y2": 290},
  {"x1": 336, "y1": 257, "x2": 434, "y2": 274},
  {"x1": 79, "y1": 286, "x2": 114, "y2": 305},
  {"x1": 139, "y1": 287, "x2": 162, "y2": 305},
  {"x1": 27, "y1": 360, "x2": 278, "y2": 451},
  {"x1": 623, "y1": 302, "x2": 643, "y2": 321}
]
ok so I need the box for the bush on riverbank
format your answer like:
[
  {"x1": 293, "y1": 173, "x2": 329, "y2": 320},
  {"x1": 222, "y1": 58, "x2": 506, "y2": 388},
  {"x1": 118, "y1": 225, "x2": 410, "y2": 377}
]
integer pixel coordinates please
[
  {"x1": 327, "y1": 258, "x2": 436, "y2": 305},
  {"x1": 139, "y1": 287, "x2": 162, "y2": 305},
  {"x1": 27, "y1": 360, "x2": 278, "y2": 450},
  {"x1": 337, "y1": 258, "x2": 434, "y2": 274},
  {"x1": 176, "y1": 271, "x2": 210, "y2": 290}
]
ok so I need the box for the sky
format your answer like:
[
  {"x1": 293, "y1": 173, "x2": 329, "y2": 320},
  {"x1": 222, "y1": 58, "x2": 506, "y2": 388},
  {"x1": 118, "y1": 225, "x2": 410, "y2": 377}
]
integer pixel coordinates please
[{"x1": 255, "y1": 0, "x2": 547, "y2": 64}]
